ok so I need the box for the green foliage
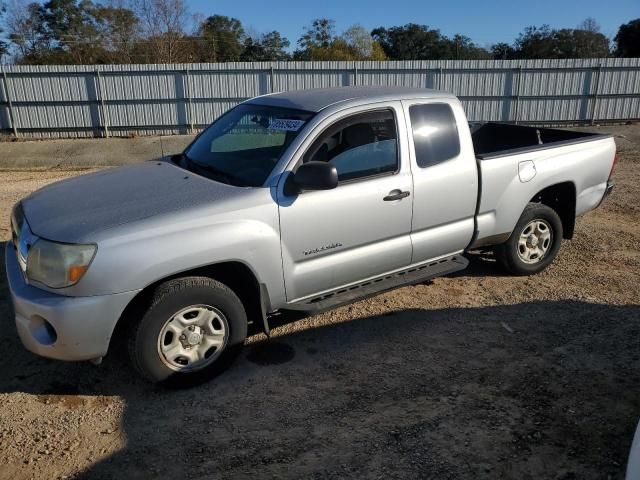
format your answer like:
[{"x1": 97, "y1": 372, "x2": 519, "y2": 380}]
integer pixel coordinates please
[
  {"x1": 614, "y1": 19, "x2": 640, "y2": 57},
  {"x1": 514, "y1": 25, "x2": 555, "y2": 58},
  {"x1": 372, "y1": 24, "x2": 449, "y2": 60},
  {"x1": 341, "y1": 25, "x2": 371, "y2": 58},
  {"x1": 241, "y1": 31, "x2": 290, "y2": 61},
  {"x1": 371, "y1": 24, "x2": 489, "y2": 60},
  {"x1": 8, "y1": 2, "x2": 57, "y2": 64},
  {"x1": 448, "y1": 34, "x2": 491, "y2": 60},
  {"x1": 7, "y1": 0, "x2": 143, "y2": 64},
  {"x1": 197, "y1": 15, "x2": 245, "y2": 62},
  {"x1": 193, "y1": 16, "x2": 292, "y2": 62},
  {"x1": 491, "y1": 42, "x2": 516, "y2": 60},
  {"x1": 1, "y1": 7, "x2": 632, "y2": 65},
  {"x1": 93, "y1": 5, "x2": 140, "y2": 63},
  {"x1": 42, "y1": 0, "x2": 104, "y2": 63},
  {"x1": 513, "y1": 24, "x2": 610, "y2": 59},
  {"x1": 298, "y1": 18, "x2": 334, "y2": 51},
  {"x1": 294, "y1": 20, "x2": 387, "y2": 61}
]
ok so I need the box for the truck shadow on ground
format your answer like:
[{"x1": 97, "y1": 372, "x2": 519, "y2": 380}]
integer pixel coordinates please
[
  {"x1": 0, "y1": 241, "x2": 639, "y2": 479},
  {"x1": 450, "y1": 250, "x2": 507, "y2": 278}
]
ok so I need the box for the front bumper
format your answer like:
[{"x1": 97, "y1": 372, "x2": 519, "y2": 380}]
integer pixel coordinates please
[{"x1": 5, "y1": 242, "x2": 140, "y2": 362}]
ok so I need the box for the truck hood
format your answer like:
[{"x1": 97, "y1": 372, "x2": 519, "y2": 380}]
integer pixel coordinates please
[{"x1": 22, "y1": 161, "x2": 246, "y2": 244}]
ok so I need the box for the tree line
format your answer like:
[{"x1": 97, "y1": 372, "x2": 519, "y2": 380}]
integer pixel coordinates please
[{"x1": 0, "y1": 0, "x2": 638, "y2": 65}]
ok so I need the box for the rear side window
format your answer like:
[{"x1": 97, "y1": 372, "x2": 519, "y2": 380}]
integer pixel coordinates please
[{"x1": 409, "y1": 103, "x2": 460, "y2": 168}]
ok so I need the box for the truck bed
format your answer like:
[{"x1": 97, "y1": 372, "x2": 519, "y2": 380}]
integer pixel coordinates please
[{"x1": 470, "y1": 123, "x2": 611, "y2": 160}]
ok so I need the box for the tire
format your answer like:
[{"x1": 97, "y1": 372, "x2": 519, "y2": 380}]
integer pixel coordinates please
[
  {"x1": 128, "y1": 276, "x2": 247, "y2": 387},
  {"x1": 495, "y1": 203, "x2": 563, "y2": 276}
]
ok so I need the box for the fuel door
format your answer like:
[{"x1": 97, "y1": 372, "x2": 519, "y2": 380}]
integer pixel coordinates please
[{"x1": 518, "y1": 160, "x2": 536, "y2": 183}]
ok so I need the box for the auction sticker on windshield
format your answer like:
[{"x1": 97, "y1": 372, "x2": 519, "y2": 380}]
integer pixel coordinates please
[{"x1": 269, "y1": 119, "x2": 305, "y2": 131}]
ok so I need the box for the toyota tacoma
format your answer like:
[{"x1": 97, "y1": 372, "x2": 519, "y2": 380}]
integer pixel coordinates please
[{"x1": 6, "y1": 87, "x2": 617, "y2": 385}]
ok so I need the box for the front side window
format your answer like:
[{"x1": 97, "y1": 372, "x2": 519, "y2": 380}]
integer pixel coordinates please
[
  {"x1": 303, "y1": 110, "x2": 398, "y2": 182},
  {"x1": 182, "y1": 104, "x2": 314, "y2": 186},
  {"x1": 409, "y1": 103, "x2": 460, "y2": 168}
]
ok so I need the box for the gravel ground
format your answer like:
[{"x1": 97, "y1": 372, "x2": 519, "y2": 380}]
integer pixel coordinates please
[{"x1": 0, "y1": 125, "x2": 639, "y2": 480}]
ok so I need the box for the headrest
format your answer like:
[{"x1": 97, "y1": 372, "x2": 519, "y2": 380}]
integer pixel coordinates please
[{"x1": 343, "y1": 123, "x2": 374, "y2": 148}]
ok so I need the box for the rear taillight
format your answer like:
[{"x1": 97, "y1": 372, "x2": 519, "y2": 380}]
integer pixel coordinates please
[{"x1": 609, "y1": 152, "x2": 618, "y2": 180}]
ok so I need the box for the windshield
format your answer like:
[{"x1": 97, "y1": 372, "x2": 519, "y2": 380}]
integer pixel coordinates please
[{"x1": 180, "y1": 104, "x2": 314, "y2": 187}]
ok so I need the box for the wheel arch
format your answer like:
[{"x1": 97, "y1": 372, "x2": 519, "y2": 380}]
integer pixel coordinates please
[
  {"x1": 109, "y1": 261, "x2": 271, "y2": 356},
  {"x1": 530, "y1": 181, "x2": 576, "y2": 239}
]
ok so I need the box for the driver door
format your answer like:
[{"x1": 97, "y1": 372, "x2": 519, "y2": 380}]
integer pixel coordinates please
[{"x1": 276, "y1": 103, "x2": 414, "y2": 303}]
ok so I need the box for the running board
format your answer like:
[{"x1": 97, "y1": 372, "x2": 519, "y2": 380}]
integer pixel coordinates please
[{"x1": 284, "y1": 254, "x2": 468, "y2": 314}]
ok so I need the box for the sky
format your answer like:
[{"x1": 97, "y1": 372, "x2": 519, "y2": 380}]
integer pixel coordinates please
[{"x1": 188, "y1": 0, "x2": 639, "y2": 48}]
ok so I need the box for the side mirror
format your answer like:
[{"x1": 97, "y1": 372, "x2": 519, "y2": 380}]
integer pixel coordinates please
[{"x1": 289, "y1": 161, "x2": 338, "y2": 194}]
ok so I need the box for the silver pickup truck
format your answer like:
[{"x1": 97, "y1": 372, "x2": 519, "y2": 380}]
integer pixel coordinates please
[{"x1": 6, "y1": 87, "x2": 617, "y2": 386}]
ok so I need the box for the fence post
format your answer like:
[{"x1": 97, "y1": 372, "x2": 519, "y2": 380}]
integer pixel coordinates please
[
  {"x1": 185, "y1": 68, "x2": 194, "y2": 133},
  {"x1": 354, "y1": 63, "x2": 358, "y2": 86},
  {"x1": 269, "y1": 66, "x2": 275, "y2": 93},
  {"x1": 1, "y1": 69, "x2": 19, "y2": 138},
  {"x1": 95, "y1": 70, "x2": 110, "y2": 138},
  {"x1": 513, "y1": 66, "x2": 522, "y2": 125},
  {"x1": 590, "y1": 64, "x2": 602, "y2": 126}
]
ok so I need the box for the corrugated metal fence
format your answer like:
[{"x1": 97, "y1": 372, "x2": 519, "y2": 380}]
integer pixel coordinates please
[{"x1": 1, "y1": 58, "x2": 639, "y2": 138}]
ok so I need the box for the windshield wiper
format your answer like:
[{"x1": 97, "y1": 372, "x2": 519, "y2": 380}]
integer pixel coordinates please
[{"x1": 179, "y1": 153, "x2": 247, "y2": 186}]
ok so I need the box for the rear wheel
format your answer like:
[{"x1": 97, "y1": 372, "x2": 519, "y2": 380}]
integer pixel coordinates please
[
  {"x1": 495, "y1": 203, "x2": 563, "y2": 276},
  {"x1": 128, "y1": 277, "x2": 247, "y2": 387}
]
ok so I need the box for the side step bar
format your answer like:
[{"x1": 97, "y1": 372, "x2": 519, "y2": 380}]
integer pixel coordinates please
[{"x1": 284, "y1": 254, "x2": 469, "y2": 314}]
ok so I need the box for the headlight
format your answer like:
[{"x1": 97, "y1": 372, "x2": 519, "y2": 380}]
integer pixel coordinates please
[{"x1": 26, "y1": 239, "x2": 96, "y2": 289}]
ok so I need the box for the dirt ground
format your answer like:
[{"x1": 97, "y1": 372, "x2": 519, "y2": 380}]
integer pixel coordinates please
[{"x1": 0, "y1": 125, "x2": 639, "y2": 480}]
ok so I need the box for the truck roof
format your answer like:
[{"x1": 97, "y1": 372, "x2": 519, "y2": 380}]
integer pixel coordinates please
[{"x1": 245, "y1": 86, "x2": 455, "y2": 113}]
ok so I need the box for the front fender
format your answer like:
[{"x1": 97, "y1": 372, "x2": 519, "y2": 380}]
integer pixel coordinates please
[{"x1": 58, "y1": 201, "x2": 286, "y2": 307}]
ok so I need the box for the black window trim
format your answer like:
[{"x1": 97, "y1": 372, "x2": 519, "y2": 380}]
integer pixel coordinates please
[
  {"x1": 295, "y1": 107, "x2": 401, "y2": 188},
  {"x1": 408, "y1": 101, "x2": 461, "y2": 169}
]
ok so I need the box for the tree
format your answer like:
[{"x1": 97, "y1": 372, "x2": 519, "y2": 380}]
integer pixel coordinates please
[
  {"x1": 512, "y1": 24, "x2": 610, "y2": 59},
  {"x1": 303, "y1": 38, "x2": 352, "y2": 60},
  {"x1": 7, "y1": 0, "x2": 136, "y2": 64},
  {"x1": 568, "y1": 18, "x2": 610, "y2": 57},
  {"x1": 491, "y1": 42, "x2": 516, "y2": 60},
  {"x1": 134, "y1": 0, "x2": 189, "y2": 63},
  {"x1": 371, "y1": 24, "x2": 451, "y2": 60},
  {"x1": 196, "y1": 14, "x2": 245, "y2": 62},
  {"x1": 340, "y1": 24, "x2": 386, "y2": 60},
  {"x1": 514, "y1": 24, "x2": 556, "y2": 58},
  {"x1": 369, "y1": 41, "x2": 387, "y2": 61},
  {"x1": 295, "y1": 21, "x2": 386, "y2": 61},
  {"x1": 258, "y1": 31, "x2": 290, "y2": 60},
  {"x1": 342, "y1": 25, "x2": 373, "y2": 58},
  {"x1": 94, "y1": 3, "x2": 140, "y2": 63},
  {"x1": 241, "y1": 30, "x2": 290, "y2": 61},
  {"x1": 6, "y1": 1, "x2": 58, "y2": 63},
  {"x1": 7, "y1": 0, "x2": 142, "y2": 64},
  {"x1": 296, "y1": 17, "x2": 334, "y2": 57},
  {"x1": 578, "y1": 17, "x2": 600, "y2": 33},
  {"x1": 564, "y1": 28, "x2": 610, "y2": 58},
  {"x1": 41, "y1": 0, "x2": 106, "y2": 64},
  {"x1": 614, "y1": 19, "x2": 640, "y2": 57},
  {"x1": 447, "y1": 34, "x2": 490, "y2": 60}
]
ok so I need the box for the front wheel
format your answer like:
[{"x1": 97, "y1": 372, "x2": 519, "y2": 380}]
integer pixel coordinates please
[
  {"x1": 495, "y1": 203, "x2": 563, "y2": 276},
  {"x1": 128, "y1": 277, "x2": 247, "y2": 387}
]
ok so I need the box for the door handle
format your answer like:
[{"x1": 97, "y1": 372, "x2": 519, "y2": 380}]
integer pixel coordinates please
[{"x1": 383, "y1": 189, "x2": 411, "y2": 201}]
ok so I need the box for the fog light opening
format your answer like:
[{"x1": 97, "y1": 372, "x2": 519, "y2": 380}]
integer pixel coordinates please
[{"x1": 30, "y1": 316, "x2": 58, "y2": 346}]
